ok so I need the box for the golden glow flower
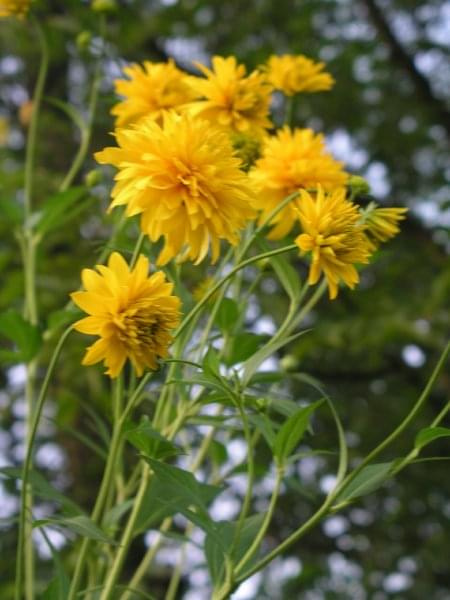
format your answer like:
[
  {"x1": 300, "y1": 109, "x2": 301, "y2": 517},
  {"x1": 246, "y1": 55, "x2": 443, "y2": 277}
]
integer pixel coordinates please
[
  {"x1": 71, "y1": 252, "x2": 181, "y2": 378},
  {"x1": 0, "y1": 0, "x2": 30, "y2": 17},
  {"x1": 265, "y1": 54, "x2": 334, "y2": 95},
  {"x1": 95, "y1": 112, "x2": 256, "y2": 265},
  {"x1": 250, "y1": 127, "x2": 349, "y2": 239},
  {"x1": 360, "y1": 203, "x2": 407, "y2": 248},
  {"x1": 187, "y1": 56, "x2": 273, "y2": 134},
  {"x1": 111, "y1": 59, "x2": 196, "y2": 127},
  {"x1": 295, "y1": 187, "x2": 372, "y2": 299}
]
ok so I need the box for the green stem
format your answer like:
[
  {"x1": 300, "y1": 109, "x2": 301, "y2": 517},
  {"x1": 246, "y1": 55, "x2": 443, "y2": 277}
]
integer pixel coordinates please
[
  {"x1": 15, "y1": 327, "x2": 72, "y2": 600},
  {"x1": 175, "y1": 244, "x2": 297, "y2": 340},
  {"x1": 98, "y1": 464, "x2": 150, "y2": 600},
  {"x1": 236, "y1": 341, "x2": 450, "y2": 586},
  {"x1": 332, "y1": 340, "x2": 450, "y2": 508},
  {"x1": 67, "y1": 377, "x2": 127, "y2": 600},
  {"x1": 58, "y1": 17, "x2": 104, "y2": 193},
  {"x1": 235, "y1": 466, "x2": 284, "y2": 574}
]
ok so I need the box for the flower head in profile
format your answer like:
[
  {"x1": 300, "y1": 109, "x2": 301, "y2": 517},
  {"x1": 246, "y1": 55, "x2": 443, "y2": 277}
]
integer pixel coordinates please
[
  {"x1": 71, "y1": 252, "x2": 181, "y2": 378},
  {"x1": 250, "y1": 127, "x2": 348, "y2": 239},
  {"x1": 95, "y1": 112, "x2": 256, "y2": 265},
  {"x1": 187, "y1": 56, "x2": 273, "y2": 134},
  {"x1": 0, "y1": 0, "x2": 30, "y2": 17},
  {"x1": 111, "y1": 59, "x2": 196, "y2": 127},
  {"x1": 359, "y1": 202, "x2": 407, "y2": 249},
  {"x1": 265, "y1": 54, "x2": 334, "y2": 96},
  {"x1": 295, "y1": 187, "x2": 372, "y2": 299}
]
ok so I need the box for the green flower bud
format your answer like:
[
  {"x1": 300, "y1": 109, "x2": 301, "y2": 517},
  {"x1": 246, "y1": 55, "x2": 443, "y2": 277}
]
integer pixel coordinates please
[
  {"x1": 76, "y1": 31, "x2": 92, "y2": 52},
  {"x1": 280, "y1": 355, "x2": 299, "y2": 372},
  {"x1": 91, "y1": 0, "x2": 117, "y2": 12},
  {"x1": 85, "y1": 169, "x2": 102, "y2": 188},
  {"x1": 348, "y1": 175, "x2": 370, "y2": 196}
]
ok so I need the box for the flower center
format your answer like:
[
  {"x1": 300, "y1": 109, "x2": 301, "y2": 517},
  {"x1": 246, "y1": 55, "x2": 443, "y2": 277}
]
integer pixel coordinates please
[{"x1": 113, "y1": 307, "x2": 161, "y2": 353}]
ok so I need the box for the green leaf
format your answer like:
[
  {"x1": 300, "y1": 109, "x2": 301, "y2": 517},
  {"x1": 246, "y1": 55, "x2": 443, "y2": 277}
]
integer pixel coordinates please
[
  {"x1": 216, "y1": 298, "x2": 239, "y2": 333},
  {"x1": 103, "y1": 500, "x2": 133, "y2": 531},
  {"x1": 204, "y1": 514, "x2": 265, "y2": 585},
  {"x1": 273, "y1": 400, "x2": 323, "y2": 464},
  {"x1": 125, "y1": 418, "x2": 182, "y2": 460},
  {"x1": 0, "y1": 467, "x2": 83, "y2": 515},
  {"x1": 210, "y1": 440, "x2": 229, "y2": 466},
  {"x1": 249, "y1": 413, "x2": 277, "y2": 448},
  {"x1": 334, "y1": 462, "x2": 394, "y2": 505},
  {"x1": 34, "y1": 515, "x2": 114, "y2": 544},
  {"x1": 415, "y1": 427, "x2": 450, "y2": 450},
  {"x1": 0, "y1": 197, "x2": 23, "y2": 226},
  {"x1": 34, "y1": 186, "x2": 91, "y2": 236},
  {"x1": 0, "y1": 310, "x2": 42, "y2": 362},
  {"x1": 145, "y1": 458, "x2": 223, "y2": 514},
  {"x1": 225, "y1": 332, "x2": 268, "y2": 366},
  {"x1": 202, "y1": 347, "x2": 221, "y2": 377}
]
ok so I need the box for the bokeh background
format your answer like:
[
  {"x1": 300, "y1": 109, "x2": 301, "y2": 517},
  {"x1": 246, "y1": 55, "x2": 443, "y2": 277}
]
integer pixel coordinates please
[{"x1": 0, "y1": 0, "x2": 449, "y2": 598}]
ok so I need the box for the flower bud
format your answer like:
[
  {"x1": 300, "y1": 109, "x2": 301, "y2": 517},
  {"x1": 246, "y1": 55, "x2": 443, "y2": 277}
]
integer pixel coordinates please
[
  {"x1": 85, "y1": 169, "x2": 102, "y2": 188},
  {"x1": 76, "y1": 31, "x2": 92, "y2": 52},
  {"x1": 348, "y1": 175, "x2": 370, "y2": 196},
  {"x1": 91, "y1": 0, "x2": 117, "y2": 12},
  {"x1": 280, "y1": 355, "x2": 299, "y2": 372}
]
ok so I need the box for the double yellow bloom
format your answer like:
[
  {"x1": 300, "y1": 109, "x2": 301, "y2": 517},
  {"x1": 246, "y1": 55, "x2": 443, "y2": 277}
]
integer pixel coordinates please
[{"x1": 72, "y1": 52, "x2": 406, "y2": 378}]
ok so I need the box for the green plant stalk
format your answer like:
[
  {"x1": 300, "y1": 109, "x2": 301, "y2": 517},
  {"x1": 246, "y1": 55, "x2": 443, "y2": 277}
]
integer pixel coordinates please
[
  {"x1": 98, "y1": 463, "x2": 151, "y2": 600},
  {"x1": 229, "y1": 397, "x2": 256, "y2": 555},
  {"x1": 390, "y1": 399, "x2": 450, "y2": 477},
  {"x1": 67, "y1": 376, "x2": 128, "y2": 600},
  {"x1": 100, "y1": 404, "x2": 189, "y2": 599},
  {"x1": 176, "y1": 244, "x2": 297, "y2": 339},
  {"x1": 121, "y1": 412, "x2": 225, "y2": 600},
  {"x1": 58, "y1": 16, "x2": 104, "y2": 193},
  {"x1": 16, "y1": 18, "x2": 49, "y2": 600},
  {"x1": 332, "y1": 339, "x2": 450, "y2": 510},
  {"x1": 15, "y1": 327, "x2": 72, "y2": 600},
  {"x1": 234, "y1": 340, "x2": 450, "y2": 587}
]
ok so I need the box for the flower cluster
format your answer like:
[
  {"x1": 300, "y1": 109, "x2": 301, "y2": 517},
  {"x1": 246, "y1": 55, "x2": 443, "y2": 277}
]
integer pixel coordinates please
[{"x1": 72, "y1": 52, "x2": 406, "y2": 377}]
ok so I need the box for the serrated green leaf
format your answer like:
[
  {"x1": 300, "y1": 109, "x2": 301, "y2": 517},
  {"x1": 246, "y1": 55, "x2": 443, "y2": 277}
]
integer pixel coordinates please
[
  {"x1": 273, "y1": 400, "x2": 323, "y2": 464},
  {"x1": 334, "y1": 462, "x2": 394, "y2": 505},
  {"x1": 216, "y1": 297, "x2": 239, "y2": 333},
  {"x1": 0, "y1": 310, "x2": 42, "y2": 362},
  {"x1": 415, "y1": 427, "x2": 450, "y2": 450}
]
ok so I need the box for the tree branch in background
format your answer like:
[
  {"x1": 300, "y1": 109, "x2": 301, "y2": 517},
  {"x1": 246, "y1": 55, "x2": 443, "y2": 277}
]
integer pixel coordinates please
[{"x1": 362, "y1": 0, "x2": 450, "y2": 137}]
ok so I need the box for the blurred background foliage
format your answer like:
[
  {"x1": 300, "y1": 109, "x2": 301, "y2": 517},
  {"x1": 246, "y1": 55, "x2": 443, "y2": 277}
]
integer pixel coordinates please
[{"x1": 0, "y1": 0, "x2": 449, "y2": 598}]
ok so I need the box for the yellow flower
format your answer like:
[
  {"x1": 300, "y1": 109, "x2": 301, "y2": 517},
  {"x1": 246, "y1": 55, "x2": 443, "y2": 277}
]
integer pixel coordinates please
[
  {"x1": 71, "y1": 252, "x2": 181, "y2": 378},
  {"x1": 187, "y1": 56, "x2": 273, "y2": 134},
  {"x1": 111, "y1": 59, "x2": 196, "y2": 127},
  {"x1": 0, "y1": 0, "x2": 30, "y2": 17},
  {"x1": 95, "y1": 112, "x2": 256, "y2": 265},
  {"x1": 265, "y1": 54, "x2": 334, "y2": 96},
  {"x1": 250, "y1": 127, "x2": 349, "y2": 239},
  {"x1": 295, "y1": 187, "x2": 372, "y2": 299},
  {"x1": 360, "y1": 203, "x2": 407, "y2": 248}
]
